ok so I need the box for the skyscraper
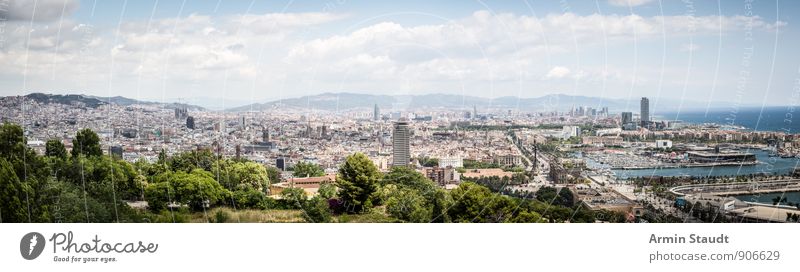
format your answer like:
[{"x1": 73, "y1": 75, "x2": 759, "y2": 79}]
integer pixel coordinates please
[
  {"x1": 392, "y1": 118, "x2": 410, "y2": 167},
  {"x1": 640, "y1": 97, "x2": 650, "y2": 127},
  {"x1": 374, "y1": 104, "x2": 380, "y2": 121},
  {"x1": 473, "y1": 105, "x2": 477, "y2": 120},
  {"x1": 621, "y1": 112, "x2": 633, "y2": 125}
]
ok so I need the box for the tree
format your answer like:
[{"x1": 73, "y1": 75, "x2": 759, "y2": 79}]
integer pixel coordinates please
[
  {"x1": 318, "y1": 183, "x2": 337, "y2": 199},
  {"x1": 144, "y1": 182, "x2": 171, "y2": 212},
  {"x1": 0, "y1": 123, "x2": 25, "y2": 158},
  {"x1": 169, "y1": 149, "x2": 216, "y2": 172},
  {"x1": 45, "y1": 139, "x2": 68, "y2": 159},
  {"x1": 265, "y1": 165, "x2": 282, "y2": 184},
  {"x1": 511, "y1": 210, "x2": 543, "y2": 223},
  {"x1": 448, "y1": 182, "x2": 495, "y2": 222},
  {"x1": 381, "y1": 166, "x2": 437, "y2": 198},
  {"x1": 71, "y1": 129, "x2": 102, "y2": 158},
  {"x1": 430, "y1": 189, "x2": 453, "y2": 223},
  {"x1": 293, "y1": 161, "x2": 325, "y2": 177},
  {"x1": 302, "y1": 196, "x2": 332, "y2": 223},
  {"x1": 280, "y1": 187, "x2": 307, "y2": 209},
  {"x1": 233, "y1": 188, "x2": 271, "y2": 210},
  {"x1": 213, "y1": 160, "x2": 269, "y2": 192},
  {"x1": 0, "y1": 158, "x2": 29, "y2": 222},
  {"x1": 146, "y1": 169, "x2": 229, "y2": 211},
  {"x1": 385, "y1": 186, "x2": 432, "y2": 223},
  {"x1": 336, "y1": 153, "x2": 381, "y2": 214},
  {"x1": 535, "y1": 186, "x2": 575, "y2": 208},
  {"x1": 448, "y1": 182, "x2": 520, "y2": 223}
]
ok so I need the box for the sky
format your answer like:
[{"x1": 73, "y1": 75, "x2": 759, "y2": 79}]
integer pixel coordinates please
[{"x1": 0, "y1": 0, "x2": 799, "y2": 110}]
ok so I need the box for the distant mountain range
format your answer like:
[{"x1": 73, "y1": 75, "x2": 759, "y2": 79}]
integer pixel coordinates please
[
  {"x1": 225, "y1": 92, "x2": 753, "y2": 113},
  {"x1": 7, "y1": 93, "x2": 205, "y2": 111},
  {"x1": 5, "y1": 92, "x2": 759, "y2": 113}
]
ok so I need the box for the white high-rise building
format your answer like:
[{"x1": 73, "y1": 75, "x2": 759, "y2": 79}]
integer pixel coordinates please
[
  {"x1": 562, "y1": 125, "x2": 582, "y2": 139},
  {"x1": 392, "y1": 118, "x2": 411, "y2": 167}
]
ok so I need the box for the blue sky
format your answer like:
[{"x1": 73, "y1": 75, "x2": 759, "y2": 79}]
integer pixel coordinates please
[{"x1": 1, "y1": 0, "x2": 799, "y2": 112}]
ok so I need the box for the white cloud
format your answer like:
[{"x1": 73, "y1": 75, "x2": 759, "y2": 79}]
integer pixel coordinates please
[
  {"x1": 0, "y1": 0, "x2": 79, "y2": 21},
  {"x1": 608, "y1": 0, "x2": 654, "y2": 7},
  {"x1": 0, "y1": 8, "x2": 787, "y2": 103},
  {"x1": 546, "y1": 66, "x2": 571, "y2": 79}
]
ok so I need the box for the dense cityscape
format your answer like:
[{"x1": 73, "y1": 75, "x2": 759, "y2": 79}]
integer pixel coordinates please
[{"x1": 2, "y1": 92, "x2": 799, "y2": 223}]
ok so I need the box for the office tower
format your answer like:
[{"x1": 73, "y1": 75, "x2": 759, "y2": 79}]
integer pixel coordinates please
[
  {"x1": 276, "y1": 157, "x2": 286, "y2": 171},
  {"x1": 186, "y1": 116, "x2": 195, "y2": 129},
  {"x1": 392, "y1": 118, "x2": 411, "y2": 167},
  {"x1": 640, "y1": 97, "x2": 650, "y2": 127},
  {"x1": 621, "y1": 112, "x2": 633, "y2": 125},
  {"x1": 240, "y1": 116, "x2": 246, "y2": 129},
  {"x1": 473, "y1": 105, "x2": 477, "y2": 120},
  {"x1": 374, "y1": 104, "x2": 380, "y2": 121}
]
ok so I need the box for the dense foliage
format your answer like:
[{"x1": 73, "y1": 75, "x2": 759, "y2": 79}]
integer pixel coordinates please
[
  {"x1": 293, "y1": 161, "x2": 325, "y2": 178},
  {"x1": 0, "y1": 122, "x2": 629, "y2": 223}
]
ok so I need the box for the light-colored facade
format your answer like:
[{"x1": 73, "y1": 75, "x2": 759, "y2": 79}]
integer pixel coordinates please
[
  {"x1": 392, "y1": 119, "x2": 411, "y2": 167},
  {"x1": 438, "y1": 157, "x2": 464, "y2": 168}
]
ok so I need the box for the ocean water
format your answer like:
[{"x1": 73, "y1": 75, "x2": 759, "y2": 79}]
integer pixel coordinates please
[
  {"x1": 659, "y1": 107, "x2": 800, "y2": 133},
  {"x1": 734, "y1": 192, "x2": 800, "y2": 205},
  {"x1": 611, "y1": 150, "x2": 800, "y2": 179}
]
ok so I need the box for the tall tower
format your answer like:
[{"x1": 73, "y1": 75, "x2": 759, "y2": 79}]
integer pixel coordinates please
[
  {"x1": 472, "y1": 105, "x2": 477, "y2": 120},
  {"x1": 392, "y1": 118, "x2": 411, "y2": 167},
  {"x1": 640, "y1": 97, "x2": 650, "y2": 127},
  {"x1": 374, "y1": 104, "x2": 380, "y2": 121}
]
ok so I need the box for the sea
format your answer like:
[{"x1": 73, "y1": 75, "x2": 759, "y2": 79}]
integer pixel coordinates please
[
  {"x1": 658, "y1": 107, "x2": 800, "y2": 134},
  {"x1": 610, "y1": 150, "x2": 800, "y2": 179},
  {"x1": 614, "y1": 107, "x2": 800, "y2": 204}
]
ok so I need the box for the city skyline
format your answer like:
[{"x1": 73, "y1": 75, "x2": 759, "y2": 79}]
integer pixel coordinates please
[{"x1": 1, "y1": 0, "x2": 798, "y2": 108}]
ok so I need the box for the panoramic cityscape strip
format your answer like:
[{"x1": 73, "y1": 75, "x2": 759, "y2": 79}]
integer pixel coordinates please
[{"x1": 2, "y1": 92, "x2": 799, "y2": 223}]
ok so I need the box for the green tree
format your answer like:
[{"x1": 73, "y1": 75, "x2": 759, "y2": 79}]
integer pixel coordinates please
[
  {"x1": 535, "y1": 186, "x2": 575, "y2": 208},
  {"x1": 233, "y1": 188, "x2": 271, "y2": 210},
  {"x1": 45, "y1": 139, "x2": 68, "y2": 159},
  {"x1": 430, "y1": 189, "x2": 453, "y2": 223},
  {"x1": 144, "y1": 182, "x2": 172, "y2": 212},
  {"x1": 146, "y1": 169, "x2": 229, "y2": 212},
  {"x1": 293, "y1": 161, "x2": 325, "y2": 177},
  {"x1": 71, "y1": 129, "x2": 102, "y2": 158},
  {"x1": 169, "y1": 149, "x2": 216, "y2": 172},
  {"x1": 0, "y1": 123, "x2": 25, "y2": 158},
  {"x1": 336, "y1": 153, "x2": 381, "y2": 214},
  {"x1": 302, "y1": 196, "x2": 332, "y2": 223},
  {"x1": 381, "y1": 166, "x2": 437, "y2": 199},
  {"x1": 385, "y1": 186, "x2": 432, "y2": 222},
  {"x1": 0, "y1": 158, "x2": 30, "y2": 223},
  {"x1": 280, "y1": 187, "x2": 307, "y2": 209},
  {"x1": 265, "y1": 165, "x2": 282, "y2": 184},
  {"x1": 318, "y1": 183, "x2": 337, "y2": 199},
  {"x1": 213, "y1": 160, "x2": 269, "y2": 192},
  {"x1": 447, "y1": 182, "x2": 518, "y2": 223}
]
